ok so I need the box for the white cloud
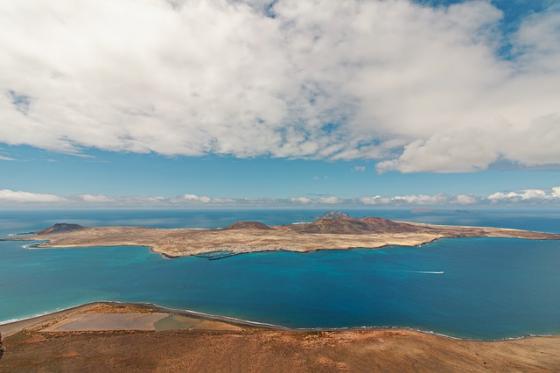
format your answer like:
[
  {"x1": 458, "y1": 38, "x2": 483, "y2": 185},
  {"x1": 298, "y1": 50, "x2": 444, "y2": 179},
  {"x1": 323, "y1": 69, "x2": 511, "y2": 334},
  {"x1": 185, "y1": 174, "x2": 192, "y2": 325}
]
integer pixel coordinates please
[
  {"x1": 0, "y1": 189, "x2": 65, "y2": 203},
  {"x1": 353, "y1": 165, "x2": 366, "y2": 172},
  {"x1": 318, "y1": 196, "x2": 341, "y2": 204},
  {"x1": 359, "y1": 195, "x2": 391, "y2": 205},
  {"x1": 0, "y1": 1, "x2": 559, "y2": 172},
  {"x1": 453, "y1": 194, "x2": 478, "y2": 205},
  {"x1": 0, "y1": 155, "x2": 14, "y2": 161},
  {"x1": 178, "y1": 194, "x2": 212, "y2": 203},
  {"x1": 79, "y1": 194, "x2": 114, "y2": 203},
  {"x1": 359, "y1": 194, "x2": 448, "y2": 205},
  {"x1": 520, "y1": 189, "x2": 548, "y2": 200},
  {"x1": 290, "y1": 196, "x2": 312, "y2": 204},
  {"x1": 392, "y1": 194, "x2": 448, "y2": 205},
  {"x1": 487, "y1": 187, "x2": 559, "y2": 203},
  {"x1": 487, "y1": 192, "x2": 518, "y2": 202},
  {"x1": 361, "y1": 193, "x2": 481, "y2": 205},
  {"x1": 3, "y1": 186, "x2": 560, "y2": 206}
]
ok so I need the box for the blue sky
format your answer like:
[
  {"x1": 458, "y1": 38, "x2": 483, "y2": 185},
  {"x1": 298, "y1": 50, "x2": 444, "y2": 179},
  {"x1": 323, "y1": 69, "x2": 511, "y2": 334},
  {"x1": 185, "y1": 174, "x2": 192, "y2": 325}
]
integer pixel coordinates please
[
  {"x1": 1, "y1": 145, "x2": 560, "y2": 199},
  {"x1": 0, "y1": 0, "x2": 559, "y2": 207}
]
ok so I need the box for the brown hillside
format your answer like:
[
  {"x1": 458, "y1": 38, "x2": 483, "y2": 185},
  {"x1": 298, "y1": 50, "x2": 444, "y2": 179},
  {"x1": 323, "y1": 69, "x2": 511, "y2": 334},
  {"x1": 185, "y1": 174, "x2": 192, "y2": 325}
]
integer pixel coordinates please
[
  {"x1": 288, "y1": 212, "x2": 426, "y2": 234},
  {"x1": 37, "y1": 223, "x2": 84, "y2": 235},
  {"x1": 225, "y1": 221, "x2": 272, "y2": 230}
]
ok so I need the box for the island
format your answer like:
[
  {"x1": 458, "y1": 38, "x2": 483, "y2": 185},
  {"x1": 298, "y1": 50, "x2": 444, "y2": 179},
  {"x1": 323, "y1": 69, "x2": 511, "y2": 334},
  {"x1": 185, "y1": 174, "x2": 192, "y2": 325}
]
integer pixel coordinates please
[{"x1": 15, "y1": 212, "x2": 560, "y2": 258}]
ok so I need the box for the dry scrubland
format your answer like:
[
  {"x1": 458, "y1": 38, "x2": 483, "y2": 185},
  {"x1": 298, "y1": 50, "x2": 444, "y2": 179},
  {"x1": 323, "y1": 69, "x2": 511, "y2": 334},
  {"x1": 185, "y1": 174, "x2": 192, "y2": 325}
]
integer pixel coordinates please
[{"x1": 22, "y1": 214, "x2": 560, "y2": 258}]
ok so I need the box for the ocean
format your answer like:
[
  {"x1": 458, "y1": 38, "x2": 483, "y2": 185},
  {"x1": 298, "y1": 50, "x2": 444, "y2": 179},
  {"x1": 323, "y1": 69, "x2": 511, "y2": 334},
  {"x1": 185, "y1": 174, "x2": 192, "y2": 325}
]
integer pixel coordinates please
[{"x1": 1, "y1": 209, "x2": 559, "y2": 339}]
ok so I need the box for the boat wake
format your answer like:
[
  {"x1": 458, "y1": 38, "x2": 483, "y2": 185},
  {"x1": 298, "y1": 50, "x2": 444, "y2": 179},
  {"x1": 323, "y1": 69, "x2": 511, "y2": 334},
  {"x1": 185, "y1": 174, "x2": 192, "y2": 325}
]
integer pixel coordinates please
[{"x1": 410, "y1": 270, "x2": 445, "y2": 275}]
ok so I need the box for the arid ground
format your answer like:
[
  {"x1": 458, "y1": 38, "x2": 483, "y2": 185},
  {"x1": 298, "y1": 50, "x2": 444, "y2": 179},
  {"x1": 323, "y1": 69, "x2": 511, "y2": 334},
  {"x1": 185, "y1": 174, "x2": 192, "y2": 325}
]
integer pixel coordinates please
[
  {"x1": 1, "y1": 302, "x2": 559, "y2": 372},
  {"x1": 17, "y1": 214, "x2": 560, "y2": 258}
]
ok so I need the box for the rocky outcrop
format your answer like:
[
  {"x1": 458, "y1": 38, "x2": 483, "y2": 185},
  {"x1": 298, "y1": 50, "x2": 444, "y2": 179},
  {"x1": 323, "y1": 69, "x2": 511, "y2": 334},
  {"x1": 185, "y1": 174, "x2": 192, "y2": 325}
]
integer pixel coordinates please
[{"x1": 37, "y1": 223, "x2": 84, "y2": 235}]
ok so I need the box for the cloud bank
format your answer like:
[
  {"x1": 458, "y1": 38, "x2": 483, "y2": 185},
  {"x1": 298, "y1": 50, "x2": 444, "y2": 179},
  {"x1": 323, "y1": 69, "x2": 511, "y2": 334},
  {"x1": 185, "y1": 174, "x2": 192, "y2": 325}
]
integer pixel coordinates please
[
  {"x1": 0, "y1": 189, "x2": 66, "y2": 203},
  {"x1": 0, "y1": 0, "x2": 559, "y2": 172},
  {"x1": 2, "y1": 186, "x2": 560, "y2": 207}
]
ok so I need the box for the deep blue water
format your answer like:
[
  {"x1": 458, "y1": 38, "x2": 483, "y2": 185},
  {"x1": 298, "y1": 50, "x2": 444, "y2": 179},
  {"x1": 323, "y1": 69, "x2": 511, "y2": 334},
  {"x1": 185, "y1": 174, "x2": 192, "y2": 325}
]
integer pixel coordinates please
[
  {"x1": 2, "y1": 208, "x2": 560, "y2": 235},
  {"x1": 1, "y1": 209, "x2": 559, "y2": 339}
]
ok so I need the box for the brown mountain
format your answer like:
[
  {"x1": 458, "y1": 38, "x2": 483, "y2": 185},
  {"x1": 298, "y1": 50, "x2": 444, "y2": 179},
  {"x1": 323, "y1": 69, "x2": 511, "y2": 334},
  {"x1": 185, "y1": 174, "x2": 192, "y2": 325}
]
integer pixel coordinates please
[
  {"x1": 37, "y1": 223, "x2": 84, "y2": 235},
  {"x1": 225, "y1": 221, "x2": 272, "y2": 230},
  {"x1": 287, "y1": 212, "x2": 427, "y2": 234}
]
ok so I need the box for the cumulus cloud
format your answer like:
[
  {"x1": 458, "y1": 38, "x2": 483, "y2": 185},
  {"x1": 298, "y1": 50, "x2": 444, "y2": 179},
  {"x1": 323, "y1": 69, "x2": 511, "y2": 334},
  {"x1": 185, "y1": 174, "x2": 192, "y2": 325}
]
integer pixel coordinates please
[
  {"x1": 177, "y1": 194, "x2": 212, "y2": 203},
  {"x1": 453, "y1": 194, "x2": 478, "y2": 205},
  {"x1": 0, "y1": 1, "x2": 559, "y2": 172},
  {"x1": 359, "y1": 195, "x2": 391, "y2": 205},
  {"x1": 392, "y1": 194, "x2": 448, "y2": 205},
  {"x1": 318, "y1": 196, "x2": 341, "y2": 204},
  {"x1": 2, "y1": 186, "x2": 560, "y2": 206},
  {"x1": 79, "y1": 194, "x2": 114, "y2": 203},
  {"x1": 360, "y1": 193, "x2": 478, "y2": 205},
  {"x1": 487, "y1": 187, "x2": 560, "y2": 203},
  {"x1": 360, "y1": 194, "x2": 449, "y2": 205},
  {"x1": 0, "y1": 189, "x2": 65, "y2": 203},
  {"x1": 290, "y1": 196, "x2": 312, "y2": 204}
]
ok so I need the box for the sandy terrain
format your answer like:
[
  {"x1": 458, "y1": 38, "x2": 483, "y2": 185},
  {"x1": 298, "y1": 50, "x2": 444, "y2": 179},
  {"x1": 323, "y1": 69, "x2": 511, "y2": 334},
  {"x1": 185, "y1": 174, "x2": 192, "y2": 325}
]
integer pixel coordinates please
[
  {"x1": 29, "y1": 227, "x2": 447, "y2": 257},
  {"x1": 0, "y1": 303, "x2": 245, "y2": 338},
  {"x1": 1, "y1": 302, "x2": 559, "y2": 372},
  {"x1": 16, "y1": 214, "x2": 560, "y2": 258},
  {"x1": 43, "y1": 312, "x2": 169, "y2": 332}
]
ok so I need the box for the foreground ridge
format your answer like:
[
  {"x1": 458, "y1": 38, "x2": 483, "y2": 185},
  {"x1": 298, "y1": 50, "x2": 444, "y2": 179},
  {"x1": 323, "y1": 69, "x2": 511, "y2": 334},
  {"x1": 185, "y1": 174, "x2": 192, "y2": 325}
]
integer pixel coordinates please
[{"x1": 1, "y1": 302, "x2": 559, "y2": 372}]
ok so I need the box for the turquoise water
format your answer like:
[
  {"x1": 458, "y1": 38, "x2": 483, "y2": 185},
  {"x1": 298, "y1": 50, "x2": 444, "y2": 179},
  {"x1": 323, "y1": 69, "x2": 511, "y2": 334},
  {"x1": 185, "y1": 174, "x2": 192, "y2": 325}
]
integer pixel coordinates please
[{"x1": 1, "y1": 210, "x2": 560, "y2": 339}]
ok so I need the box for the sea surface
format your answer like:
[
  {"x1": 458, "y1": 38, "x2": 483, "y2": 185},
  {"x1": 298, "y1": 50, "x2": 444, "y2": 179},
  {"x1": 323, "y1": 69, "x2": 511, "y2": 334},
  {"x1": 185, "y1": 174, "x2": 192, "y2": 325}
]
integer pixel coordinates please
[{"x1": 1, "y1": 209, "x2": 559, "y2": 339}]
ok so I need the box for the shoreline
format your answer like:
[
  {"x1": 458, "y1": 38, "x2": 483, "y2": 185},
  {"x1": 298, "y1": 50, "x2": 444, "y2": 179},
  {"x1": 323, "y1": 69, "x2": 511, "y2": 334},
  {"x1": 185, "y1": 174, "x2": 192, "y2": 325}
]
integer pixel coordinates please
[
  {"x1": 14, "y1": 225, "x2": 560, "y2": 259},
  {"x1": 2, "y1": 234, "x2": 523, "y2": 260},
  {"x1": 1, "y1": 234, "x2": 443, "y2": 259},
  {"x1": 4, "y1": 235, "x2": 560, "y2": 342},
  {"x1": 2, "y1": 300, "x2": 559, "y2": 342},
  {"x1": 6, "y1": 213, "x2": 560, "y2": 259}
]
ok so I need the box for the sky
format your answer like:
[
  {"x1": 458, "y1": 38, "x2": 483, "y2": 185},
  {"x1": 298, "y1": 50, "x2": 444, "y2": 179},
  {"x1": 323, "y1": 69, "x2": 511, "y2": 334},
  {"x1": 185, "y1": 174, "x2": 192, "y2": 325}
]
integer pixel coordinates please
[{"x1": 0, "y1": 0, "x2": 559, "y2": 208}]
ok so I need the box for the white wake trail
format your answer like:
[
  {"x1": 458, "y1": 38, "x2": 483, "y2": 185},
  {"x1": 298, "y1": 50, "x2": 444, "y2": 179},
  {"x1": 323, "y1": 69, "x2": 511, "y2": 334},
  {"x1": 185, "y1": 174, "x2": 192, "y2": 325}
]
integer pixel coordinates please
[{"x1": 408, "y1": 270, "x2": 445, "y2": 275}]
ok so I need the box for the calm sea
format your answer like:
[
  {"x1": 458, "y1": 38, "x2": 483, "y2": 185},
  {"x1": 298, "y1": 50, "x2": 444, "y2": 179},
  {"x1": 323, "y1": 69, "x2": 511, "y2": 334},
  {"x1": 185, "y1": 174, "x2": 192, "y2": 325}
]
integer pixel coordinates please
[{"x1": 1, "y1": 209, "x2": 559, "y2": 339}]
